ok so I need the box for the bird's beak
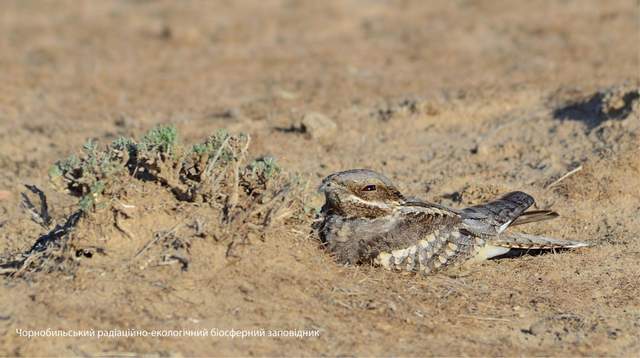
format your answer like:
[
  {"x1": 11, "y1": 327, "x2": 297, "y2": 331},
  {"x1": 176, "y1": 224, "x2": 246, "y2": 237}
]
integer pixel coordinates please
[
  {"x1": 318, "y1": 181, "x2": 330, "y2": 193},
  {"x1": 318, "y1": 176, "x2": 335, "y2": 193}
]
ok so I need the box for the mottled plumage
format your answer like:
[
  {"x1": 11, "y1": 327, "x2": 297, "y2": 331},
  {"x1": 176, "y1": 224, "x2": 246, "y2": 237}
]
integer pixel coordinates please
[{"x1": 318, "y1": 169, "x2": 588, "y2": 275}]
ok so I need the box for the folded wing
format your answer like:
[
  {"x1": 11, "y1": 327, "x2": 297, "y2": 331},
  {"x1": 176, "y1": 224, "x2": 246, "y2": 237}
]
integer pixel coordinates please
[{"x1": 461, "y1": 191, "x2": 535, "y2": 235}]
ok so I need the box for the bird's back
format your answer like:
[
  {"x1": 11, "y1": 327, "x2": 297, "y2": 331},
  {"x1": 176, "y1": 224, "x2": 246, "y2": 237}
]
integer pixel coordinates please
[
  {"x1": 322, "y1": 201, "x2": 481, "y2": 273},
  {"x1": 372, "y1": 203, "x2": 484, "y2": 274}
]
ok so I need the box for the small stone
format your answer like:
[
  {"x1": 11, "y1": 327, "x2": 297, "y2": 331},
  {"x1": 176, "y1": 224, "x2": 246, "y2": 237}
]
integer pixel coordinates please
[
  {"x1": 238, "y1": 283, "x2": 252, "y2": 295},
  {"x1": 158, "y1": 23, "x2": 203, "y2": 44},
  {"x1": 475, "y1": 144, "x2": 491, "y2": 155},
  {"x1": 300, "y1": 112, "x2": 337, "y2": 140}
]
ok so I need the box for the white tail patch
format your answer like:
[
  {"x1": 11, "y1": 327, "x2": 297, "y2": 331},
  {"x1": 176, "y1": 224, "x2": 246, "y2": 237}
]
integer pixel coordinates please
[
  {"x1": 498, "y1": 219, "x2": 514, "y2": 233},
  {"x1": 474, "y1": 245, "x2": 511, "y2": 261}
]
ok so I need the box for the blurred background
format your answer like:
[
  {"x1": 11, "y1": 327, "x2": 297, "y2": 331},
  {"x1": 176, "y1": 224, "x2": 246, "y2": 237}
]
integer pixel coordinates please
[{"x1": 1, "y1": 0, "x2": 637, "y2": 186}]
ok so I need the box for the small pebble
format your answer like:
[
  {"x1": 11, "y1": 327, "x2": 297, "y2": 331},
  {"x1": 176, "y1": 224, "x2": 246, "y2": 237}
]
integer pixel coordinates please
[{"x1": 300, "y1": 112, "x2": 337, "y2": 140}]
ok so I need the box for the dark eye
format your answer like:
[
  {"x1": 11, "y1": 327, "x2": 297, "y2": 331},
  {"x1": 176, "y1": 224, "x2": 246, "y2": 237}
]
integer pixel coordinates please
[{"x1": 361, "y1": 184, "x2": 377, "y2": 192}]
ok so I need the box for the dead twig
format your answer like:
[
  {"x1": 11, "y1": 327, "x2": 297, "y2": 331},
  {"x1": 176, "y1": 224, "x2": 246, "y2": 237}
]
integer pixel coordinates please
[
  {"x1": 459, "y1": 314, "x2": 512, "y2": 322},
  {"x1": 225, "y1": 135, "x2": 251, "y2": 217},
  {"x1": 28, "y1": 210, "x2": 83, "y2": 254},
  {"x1": 545, "y1": 165, "x2": 583, "y2": 189},
  {"x1": 236, "y1": 183, "x2": 291, "y2": 227},
  {"x1": 332, "y1": 299, "x2": 353, "y2": 310},
  {"x1": 13, "y1": 252, "x2": 43, "y2": 277},
  {"x1": 158, "y1": 254, "x2": 189, "y2": 271},
  {"x1": 133, "y1": 223, "x2": 182, "y2": 259},
  {"x1": 20, "y1": 185, "x2": 52, "y2": 229},
  {"x1": 114, "y1": 211, "x2": 134, "y2": 239},
  {"x1": 204, "y1": 135, "x2": 232, "y2": 178},
  {"x1": 0, "y1": 262, "x2": 20, "y2": 275}
]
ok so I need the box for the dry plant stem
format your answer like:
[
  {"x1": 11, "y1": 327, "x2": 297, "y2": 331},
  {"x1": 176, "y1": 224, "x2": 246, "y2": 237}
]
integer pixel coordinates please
[
  {"x1": 228, "y1": 177, "x2": 289, "y2": 229},
  {"x1": 133, "y1": 223, "x2": 182, "y2": 260},
  {"x1": 155, "y1": 157, "x2": 190, "y2": 198},
  {"x1": 114, "y1": 210, "x2": 134, "y2": 239},
  {"x1": 13, "y1": 252, "x2": 42, "y2": 277},
  {"x1": 255, "y1": 186, "x2": 293, "y2": 227},
  {"x1": 226, "y1": 190, "x2": 265, "y2": 226},
  {"x1": 546, "y1": 165, "x2": 583, "y2": 189},
  {"x1": 199, "y1": 136, "x2": 231, "y2": 197},
  {"x1": 459, "y1": 314, "x2": 512, "y2": 322},
  {"x1": 0, "y1": 266, "x2": 17, "y2": 275},
  {"x1": 226, "y1": 135, "x2": 251, "y2": 215},
  {"x1": 20, "y1": 185, "x2": 52, "y2": 229},
  {"x1": 204, "y1": 135, "x2": 232, "y2": 178}
]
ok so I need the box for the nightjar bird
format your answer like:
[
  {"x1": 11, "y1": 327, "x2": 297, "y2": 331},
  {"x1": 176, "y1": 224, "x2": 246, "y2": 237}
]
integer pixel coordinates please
[{"x1": 317, "y1": 169, "x2": 588, "y2": 275}]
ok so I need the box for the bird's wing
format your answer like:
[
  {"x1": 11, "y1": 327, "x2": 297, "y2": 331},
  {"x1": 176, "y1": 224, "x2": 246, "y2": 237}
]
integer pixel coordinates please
[
  {"x1": 460, "y1": 193, "x2": 588, "y2": 253},
  {"x1": 402, "y1": 199, "x2": 462, "y2": 214},
  {"x1": 461, "y1": 191, "x2": 535, "y2": 235},
  {"x1": 375, "y1": 203, "x2": 483, "y2": 274}
]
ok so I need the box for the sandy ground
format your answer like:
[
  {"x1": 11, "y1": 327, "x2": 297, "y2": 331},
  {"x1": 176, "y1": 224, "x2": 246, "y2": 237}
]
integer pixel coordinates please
[{"x1": 0, "y1": 0, "x2": 639, "y2": 356}]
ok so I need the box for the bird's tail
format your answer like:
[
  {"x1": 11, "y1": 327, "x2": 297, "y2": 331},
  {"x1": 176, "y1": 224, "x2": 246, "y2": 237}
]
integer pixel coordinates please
[
  {"x1": 462, "y1": 191, "x2": 540, "y2": 234},
  {"x1": 489, "y1": 232, "x2": 589, "y2": 250}
]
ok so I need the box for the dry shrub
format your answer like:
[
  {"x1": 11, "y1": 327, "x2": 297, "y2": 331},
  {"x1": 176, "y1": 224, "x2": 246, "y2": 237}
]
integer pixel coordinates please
[{"x1": 1, "y1": 126, "x2": 310, "y2": 277}]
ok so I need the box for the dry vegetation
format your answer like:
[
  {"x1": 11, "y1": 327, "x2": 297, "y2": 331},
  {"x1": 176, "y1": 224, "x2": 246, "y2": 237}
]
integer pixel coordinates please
[
  {"x1": 2, "y1": 127, "x2": 307, "y2": 278},
  {"x1": 0, "y1": 0, "x2": 638, "y2": 356}
]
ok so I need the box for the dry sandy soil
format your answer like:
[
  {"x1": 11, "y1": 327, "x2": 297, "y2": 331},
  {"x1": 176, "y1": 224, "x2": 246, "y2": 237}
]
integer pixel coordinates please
[{"x1": 1, "y1": 0, "x2": 639, "y2": 356}]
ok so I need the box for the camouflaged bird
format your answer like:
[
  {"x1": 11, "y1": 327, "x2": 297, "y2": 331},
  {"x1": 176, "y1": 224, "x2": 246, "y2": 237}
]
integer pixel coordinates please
[{"x1": 318, "y1": 169, "x2": 588, "y2": 275}]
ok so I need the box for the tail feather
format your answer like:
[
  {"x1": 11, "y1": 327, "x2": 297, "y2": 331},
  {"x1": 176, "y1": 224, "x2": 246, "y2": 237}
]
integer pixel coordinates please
[
  {"x1": 462, "y1": 191, "x2": 535, "y2": 235},
  {"x1": 489, "y1": 232, "x2": 589, "y2": 250},
  {"x1": 511, "y1": 210, "x2": 559, "y2": 226}
]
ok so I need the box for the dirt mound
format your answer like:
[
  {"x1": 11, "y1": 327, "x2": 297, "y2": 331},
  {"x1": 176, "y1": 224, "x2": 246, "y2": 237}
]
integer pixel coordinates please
[{"x1": 1, "y1": 127, "x2": 309, "y2": 277}]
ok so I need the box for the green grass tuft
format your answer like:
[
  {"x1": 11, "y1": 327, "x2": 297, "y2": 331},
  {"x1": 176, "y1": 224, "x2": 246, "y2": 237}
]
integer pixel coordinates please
[
  {"x1": 139, "y1": 125, "x2": 178, "y2": 155},
  {"x1": 248, "y1": 156, "x2": 281, "y2": 180},
  {"x1": 78, "y1": 180, "x2": 106, "y2": 212}
]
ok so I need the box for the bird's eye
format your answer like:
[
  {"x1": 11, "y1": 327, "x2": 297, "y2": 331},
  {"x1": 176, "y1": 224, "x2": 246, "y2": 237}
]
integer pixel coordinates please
[{"x1": 361, "y1": 184, "x2": 377, "y2": 192}]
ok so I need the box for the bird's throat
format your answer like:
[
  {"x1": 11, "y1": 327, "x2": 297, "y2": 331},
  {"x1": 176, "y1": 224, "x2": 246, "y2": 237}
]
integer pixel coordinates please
[{"x1": 338, "y1": 195, "x2": 397, "y2": 218}]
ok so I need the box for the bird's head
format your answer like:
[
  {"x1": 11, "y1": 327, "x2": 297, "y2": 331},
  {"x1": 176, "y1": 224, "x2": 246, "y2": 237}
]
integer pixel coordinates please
[{"x1": 319, "y1": 169, "x2": 405, "y2": 218}]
